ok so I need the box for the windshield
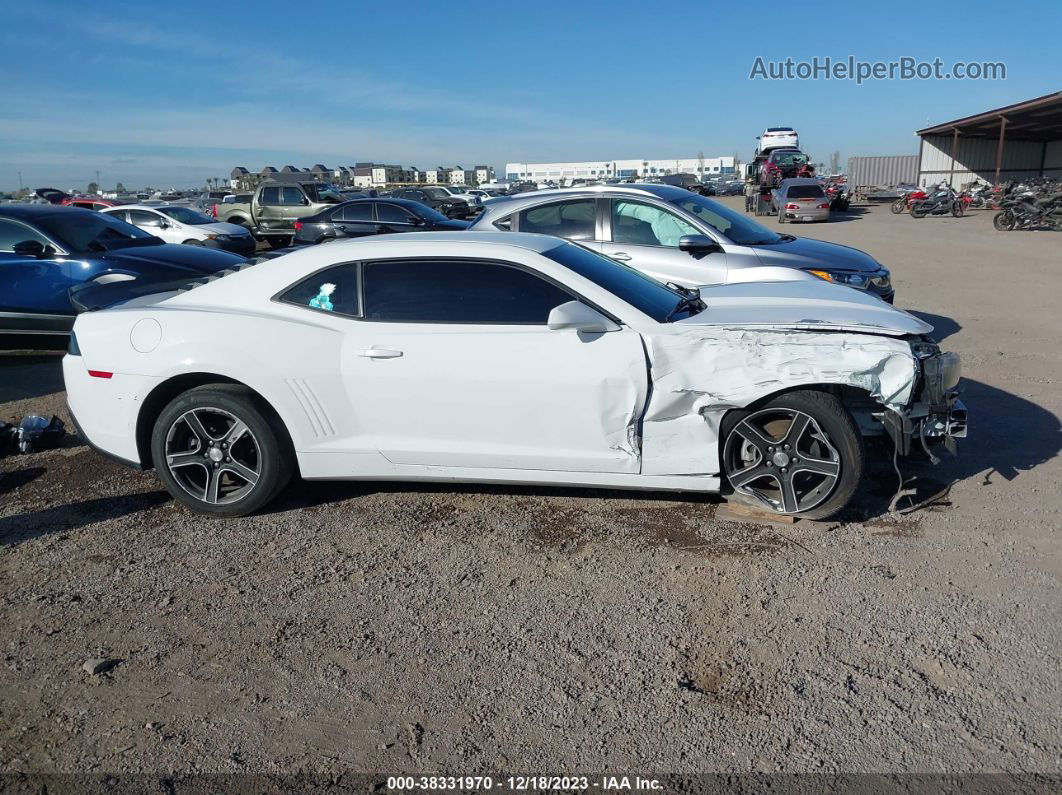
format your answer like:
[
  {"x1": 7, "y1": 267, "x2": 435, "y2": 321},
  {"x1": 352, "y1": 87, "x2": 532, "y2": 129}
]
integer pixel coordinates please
[
  {"x1": 411, "y1": 203, "x2": 450, "y2": 223},
  {"x1": 671, "y1": 194, "x2": 780, "y2": 245},
  {"x1": 159, "y1": 206, "x2": 214, "y2": 225},
  {"x1": 423, "y1": 188, "x2": 448, "y2": 199},
  {"x1": 771, "y1": 151, "x2": 808, "y2": 167},
  {"x1": 542, "y1": 241, "x2": 692, "y2": 323},
  {"x1": 37, "y1": 211, "x2": 160, "y2": 252},
  {"x1": 447, "y1": 186, "x2": 466, "y2": 193}
]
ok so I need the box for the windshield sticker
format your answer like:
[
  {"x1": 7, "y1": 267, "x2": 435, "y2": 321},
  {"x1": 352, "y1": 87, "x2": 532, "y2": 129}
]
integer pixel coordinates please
[{"x1": 309, "y1": 283, "x2": 336, "y2": 311}]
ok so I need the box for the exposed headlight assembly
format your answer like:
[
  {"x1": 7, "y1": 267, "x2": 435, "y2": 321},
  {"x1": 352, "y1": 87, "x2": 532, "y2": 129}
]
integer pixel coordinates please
[{"x1": 809, "y1": 268, "x2": 890, "y2": 290}]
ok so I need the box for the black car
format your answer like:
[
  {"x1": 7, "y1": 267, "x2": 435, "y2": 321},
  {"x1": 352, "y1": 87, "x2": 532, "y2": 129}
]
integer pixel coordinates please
[
  {"x1": 387, "y1": 187, "x2": 470, "y2": 218},
  {"x1": 0, "y1": 205, "x2": 244, "y2": 343},
  {"x1": 292, "y1": 198, "x2": 469, "y2": 245}
]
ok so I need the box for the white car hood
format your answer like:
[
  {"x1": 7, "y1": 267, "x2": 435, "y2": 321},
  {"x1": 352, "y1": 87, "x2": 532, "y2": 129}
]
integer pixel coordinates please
[{"x1": 677, "y1": 280, "x2": 931, "y2": 337}]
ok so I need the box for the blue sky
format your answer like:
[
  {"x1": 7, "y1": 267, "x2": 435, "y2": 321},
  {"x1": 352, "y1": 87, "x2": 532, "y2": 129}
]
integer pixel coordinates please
[{"x1": 1, "y1": 1, "x2": 1059, "y2": 191}]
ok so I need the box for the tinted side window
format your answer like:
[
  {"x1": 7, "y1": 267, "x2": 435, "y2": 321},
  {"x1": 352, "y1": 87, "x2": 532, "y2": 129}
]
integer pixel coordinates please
[
  {"x1": 338, "y1": 203, "x2": 373, "y2": 222},
  {"x1": 362, "y1": 260, "x2": 571, "y2": 324},
  {"x1": 376, "y1": 204, "x2": 414, "y2": 224},
  {"x1": 611, "y1": 200, "x2": 697, "y2": 247},
  {"x1": 128, "y1": 209, "x2": 162, "y2": 226},
  {"x1": 0, "y1": 219, "x2": 50, "y2": 252},
  {"x1": 281, "y1": 187, "x2": 305, "y2": 206},
  {"x1": 518, "y1": 199, "x2": 596, "y2": 241},
  {"x1": 260, "y1": 187, "x2": 281, "y2": 205},
  {"x1": 279, "y1": 264, "x2": 360, "y2": 317}
]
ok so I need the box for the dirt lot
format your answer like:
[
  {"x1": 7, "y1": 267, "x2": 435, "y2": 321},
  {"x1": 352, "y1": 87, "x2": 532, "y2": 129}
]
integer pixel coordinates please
[{"x1": 1, "y1": 199, "x2": 1060, "y2": 780}]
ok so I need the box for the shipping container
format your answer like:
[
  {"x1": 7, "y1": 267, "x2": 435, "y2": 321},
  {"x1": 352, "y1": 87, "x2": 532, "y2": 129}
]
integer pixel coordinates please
[{"x1": 847, "y1": 155, "x2": 918, "y2": 190}]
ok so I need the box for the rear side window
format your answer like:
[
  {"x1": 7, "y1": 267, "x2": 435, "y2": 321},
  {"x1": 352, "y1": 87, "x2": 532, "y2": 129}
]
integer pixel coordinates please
[
  {"x1": 518, "y1": 199, "x2": 596, "y2": 240},
  {"x1": 376, "y1": 204, "x2": 415, "y2": 223},
  {"x1": 281, "y1": 187, "x2": 305, "y2": 206},
  {"x1": 260, "y1": 187, "x2": 281, "y2": 205},
  {"x1": 362, "y1": 259, "x2": 571, "y2": 324},
  {"x1": 337, "y1": 203, "x2": 373, "y2": 222},
  {"x1": 279, "y1": 264, "x2": 360, "y2": 317},
  {"x1": 786, "y1": 185, "x2": 825, "y2": 199}
]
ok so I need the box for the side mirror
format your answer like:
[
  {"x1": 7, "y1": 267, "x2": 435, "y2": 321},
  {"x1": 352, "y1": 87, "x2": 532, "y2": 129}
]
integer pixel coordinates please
[
  {"x1": 678, "y1": 235, "x2": 721, "y2": 254},
  {"x1": 410, "y1": 216, "x2": 425, "y2": 226},
  {"x1": 547, "y1": 301, "x2": 620, "y2": 334},
  {"x1": 157, "y1": 220, "x2": 170, "y2": 229},
  {"x1": 13, "y1": 240, "x2": 46, "y2": 257}
]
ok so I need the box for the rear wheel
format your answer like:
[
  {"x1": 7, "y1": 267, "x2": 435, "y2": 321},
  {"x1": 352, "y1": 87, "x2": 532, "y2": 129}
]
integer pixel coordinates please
[
  {"x1": 150, "y1": 385, "x2": 294, "y2": 517},
  {"x1": 910, "y1": 202, "x2": 927, "y2": 219},
  {"x1": 267, "y1": 236, "x2": 293, "y2": 249},
  {"x1": 721, "y1": 390, "x2": 863, "y2": 520},
  {"x1": 993, "y1": 209, "x2": 1015, "y2": 231},
  {"x1": 951, "y1": 201, "x2": 965, "y2": 218}
]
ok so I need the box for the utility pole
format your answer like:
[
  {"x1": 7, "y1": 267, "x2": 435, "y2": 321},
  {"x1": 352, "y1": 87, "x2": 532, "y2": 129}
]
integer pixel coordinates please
[
  {"x1": 95, "y1": 170, "x2": 101, "y2": 193},
  {"x1": 17, "y1": 171, "x2": 23, "y2": 192}
]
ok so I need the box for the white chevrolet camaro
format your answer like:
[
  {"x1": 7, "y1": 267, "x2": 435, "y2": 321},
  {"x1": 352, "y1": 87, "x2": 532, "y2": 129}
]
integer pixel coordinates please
[{"x1": 64, "y1": 232, "x2": 966, "y2": 519}]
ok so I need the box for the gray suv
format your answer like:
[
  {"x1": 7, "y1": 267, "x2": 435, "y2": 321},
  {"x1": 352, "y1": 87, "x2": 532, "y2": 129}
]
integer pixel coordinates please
[{"x1": 471, "y1": 184, "x2": 893, "y2": 301}]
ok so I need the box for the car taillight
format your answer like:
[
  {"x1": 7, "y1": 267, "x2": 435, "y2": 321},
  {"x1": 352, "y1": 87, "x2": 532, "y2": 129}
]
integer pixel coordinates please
[
  {"x1": 211, "y1": 204, "x2": 217, "y2": 218},
  {"x1": 785, "y1": 203, "x2": 799, "y2": 210},
  {"x1": 818, "y1": 203, "x2": 830, "y2": 209},
  {"x1": 294, "y1": 220, "x2": 303, "y2": 231}
]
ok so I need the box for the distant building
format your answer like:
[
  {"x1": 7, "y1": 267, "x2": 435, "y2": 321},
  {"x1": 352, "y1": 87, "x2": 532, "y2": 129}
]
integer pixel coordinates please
[
  {"x1": 280, "y1": 165, "x2": 300, "y2": 174},
  {"x1": 259, "y1": 166, "x2": 278, "y2": 179},
  {"x1": 230, "y1": 166, "x2": 252, "y2": 190},
  {"x1": 425, "y1": 167, "x2": 450, "y2": 184},
  {"x1": 505, "y1": 156, "x2": 737, "y2": 184},
  {"x1": 474, "y1": 165, "x2": 494, "y2": 185}
]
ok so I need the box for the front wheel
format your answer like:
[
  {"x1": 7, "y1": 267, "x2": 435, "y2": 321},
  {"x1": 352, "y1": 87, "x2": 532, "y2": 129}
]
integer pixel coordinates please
[
  {"x1": 993, "y1": 209, "x2": 1016, "y2": 231},
  {"x1": 891, "y1": 198, "x2": 906, "y2": 214},
  {"x1": 151, "y1": 384, "x2": 294, "y2": 517},
  {"x1": 721, "y1": 390, "x2": 864, "y2": 520},
  {"x1": 951, "y1": 201, "x2": 965, "y2": 218},
  {"x1": 182, "y1": 239, "x2": 204, "y2": 246}
]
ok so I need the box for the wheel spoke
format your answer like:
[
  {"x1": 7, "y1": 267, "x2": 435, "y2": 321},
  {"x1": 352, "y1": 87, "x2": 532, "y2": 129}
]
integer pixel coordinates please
[
  {"x1": 221, "y1": 459, "x2": 259, "y2": 487},
  {"x1": 734, "y1": 419, "x2": 776, "y2": 453},
  {"x1": 167, "y1": 450, "x2": 205, "y2": 470},
  {"x1": 183, "y1": 410, "x2": 215, "y2": 444},
  {"x1": 778, "y1": 473, "x2": 800, "y2": 513},
  {"x1": 783, "y1": 413, "x2": 811, "y2": 447},
  {"x1": 204, "y1": 467, "x2": 222, "y2": 504},
  {"x1": 796, "y1": 455, "x2": 840, "y2": 477},
  {"x1": 728, "y1": 463, "x2": 774, "y2": 490},
  {"x1": 224, "y1": 419, "x2": 250, "y2": 446}
]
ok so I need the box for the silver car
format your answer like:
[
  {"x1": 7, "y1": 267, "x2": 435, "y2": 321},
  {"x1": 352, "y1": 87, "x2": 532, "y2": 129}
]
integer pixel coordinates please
[
  {"x1": 470, "y1": 184, "x2": 893, "y2": 301},
  {"x1": 771, "y1": 178, "x2": 831, "y2": 223}
]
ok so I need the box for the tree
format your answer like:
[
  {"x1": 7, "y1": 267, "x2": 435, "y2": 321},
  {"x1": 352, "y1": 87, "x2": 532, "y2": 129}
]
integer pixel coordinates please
[
  {"x1": 87, "y1": 182, "x2": 98, "y2": 194},
  {"x1": 116, "y1": 182, "x2": 125, "y2": 193}
]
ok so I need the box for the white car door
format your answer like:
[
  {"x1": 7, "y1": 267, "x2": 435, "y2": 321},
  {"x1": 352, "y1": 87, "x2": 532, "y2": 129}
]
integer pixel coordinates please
[
  {"x1": 128, "y1": 209, "x2": 182, "y2": 244},
  {"x1": 288, "y1": 257, "x2": 649, "y2": 473}
]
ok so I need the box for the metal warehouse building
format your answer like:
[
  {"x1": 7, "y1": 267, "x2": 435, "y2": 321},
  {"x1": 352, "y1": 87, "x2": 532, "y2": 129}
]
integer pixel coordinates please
[{"x1": 916, "y1": 91, "x2": 1062, "y2": 188}]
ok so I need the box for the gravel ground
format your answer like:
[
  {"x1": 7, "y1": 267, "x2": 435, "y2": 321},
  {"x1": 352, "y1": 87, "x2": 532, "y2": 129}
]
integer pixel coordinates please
[{"x1": 1, "y1": 200, "x2": 1059, "y2": 779}]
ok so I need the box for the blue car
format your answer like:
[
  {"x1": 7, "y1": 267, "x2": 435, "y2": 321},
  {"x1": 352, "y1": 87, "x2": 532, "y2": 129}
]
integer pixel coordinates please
[{"x1": 0, "y1": 205, "x2": 246, "y2": 344}]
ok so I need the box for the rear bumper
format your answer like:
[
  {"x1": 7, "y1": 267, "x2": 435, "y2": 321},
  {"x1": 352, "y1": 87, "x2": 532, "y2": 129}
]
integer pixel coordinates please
[{"x1": 63, "y1": 355, "x2": 156, "y2": 466}]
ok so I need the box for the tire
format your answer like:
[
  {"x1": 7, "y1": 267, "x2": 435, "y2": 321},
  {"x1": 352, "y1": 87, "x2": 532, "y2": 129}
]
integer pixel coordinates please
[
  {"x1": 910, "y1": 202, "x2": 927, "y2": 219},
  {"x1": 182, "y1": 239, "x2": 204, "y2": 246},
  {"x1": 267, "y1": 236, "x2": 293, "y2": 249},
  {"x1": 891, "y1": 198, "x2": 906, "y2": 214},
  {"x1": 720, "y1": 389, "x2": 864, "y2": 520},
  {"x1": 150, "y1": 384, "x2": 294, "y2": 517},
  {"x1": 993, "y1": 210, "x2": 1015, "y2": 231},
  {"x1": 951, "y1": 202, "x2": 965, "y2": 218}
]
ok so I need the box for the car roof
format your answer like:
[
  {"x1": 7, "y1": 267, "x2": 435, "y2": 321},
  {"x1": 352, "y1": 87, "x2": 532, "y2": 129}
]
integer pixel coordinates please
[
  {"x1": 474, "y1": 183, "x2": 695, "y2": 218},
  {"x1": 99, "y1": 203, "x2": 181, "y2": 212},
  {"x1": 778, "y1": 178, "x2": 822, "y2": 187},
  {"x1": 348, "y1": 230, "x2": 563, "y2": 252},
  {"x1": 0, "y1": 204, "x2": 93, "y2": 220}
]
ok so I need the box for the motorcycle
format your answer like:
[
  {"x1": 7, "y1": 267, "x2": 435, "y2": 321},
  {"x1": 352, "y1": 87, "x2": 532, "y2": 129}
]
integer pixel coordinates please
[
  {"x1": 993, "y1": 191, "x2": 1062, "y2": 231},
  {"x1": 891, "y1": 187, "x2": 927, "y2": 214},
  {"x1": 910, "y1": 186, "x2": 965, "y2": 219},
  {"x1": 826, "y1": 185, "x2": 851, "y2": 212}
]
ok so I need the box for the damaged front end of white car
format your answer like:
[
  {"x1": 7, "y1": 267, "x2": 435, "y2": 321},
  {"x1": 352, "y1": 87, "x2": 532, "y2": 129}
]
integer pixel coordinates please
[{"x1": 640, "y1": 281, "x2": 967, "y2": 518}]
